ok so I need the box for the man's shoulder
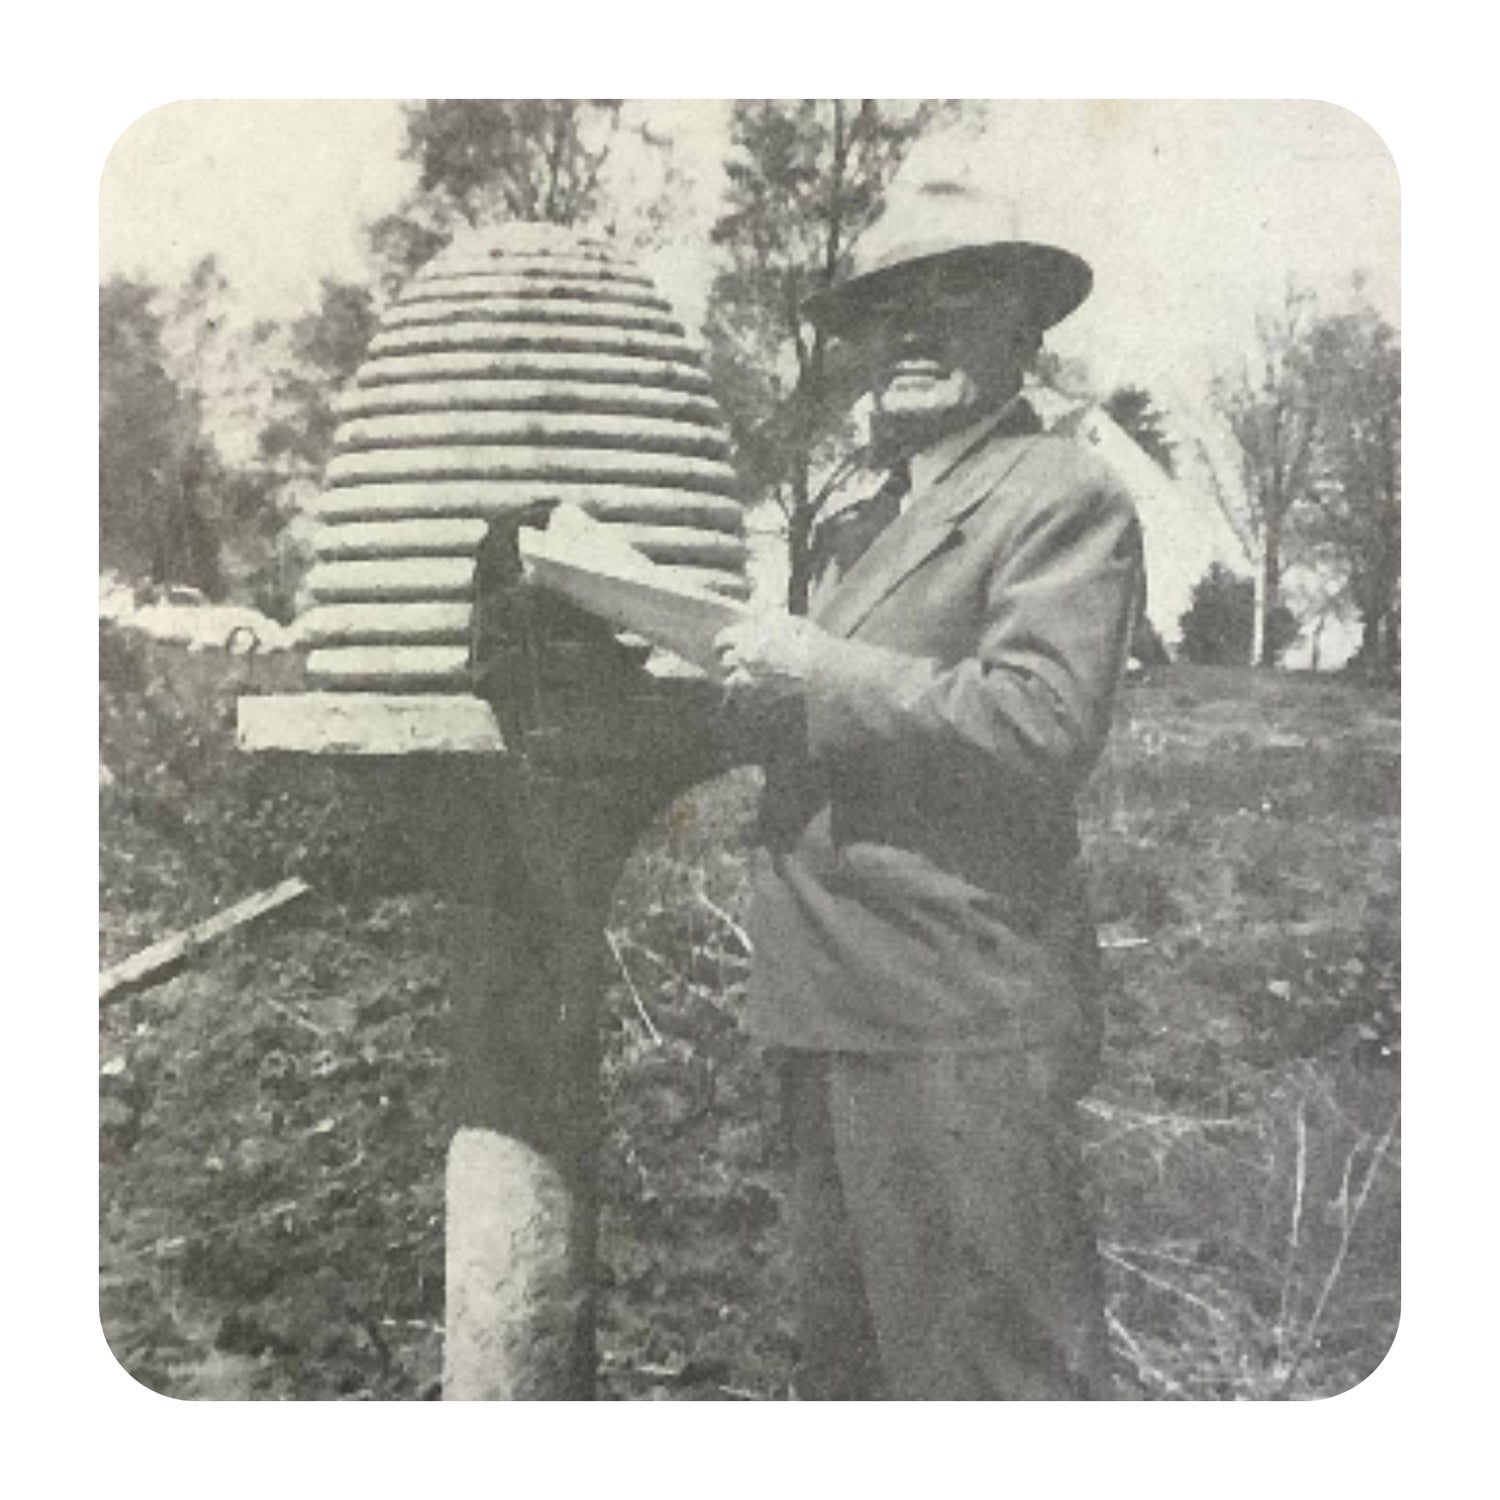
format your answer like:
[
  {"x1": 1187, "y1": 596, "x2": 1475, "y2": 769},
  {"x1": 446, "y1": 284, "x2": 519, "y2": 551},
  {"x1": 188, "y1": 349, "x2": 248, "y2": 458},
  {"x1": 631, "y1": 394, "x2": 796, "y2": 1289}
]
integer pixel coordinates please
[
  {"x1": 967, "y1": 425, "x2": 1138, "y2": 525},
  {"x1": 974, "y1": 423, "x2": 1124, "y2": 490}
]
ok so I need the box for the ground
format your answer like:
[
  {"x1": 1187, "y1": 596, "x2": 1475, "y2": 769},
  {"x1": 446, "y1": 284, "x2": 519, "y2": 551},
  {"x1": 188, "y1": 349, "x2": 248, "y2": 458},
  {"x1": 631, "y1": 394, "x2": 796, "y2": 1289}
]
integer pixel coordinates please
[{"x1": 98, "y1": 627, "x2": 1399, "y2": 1400}]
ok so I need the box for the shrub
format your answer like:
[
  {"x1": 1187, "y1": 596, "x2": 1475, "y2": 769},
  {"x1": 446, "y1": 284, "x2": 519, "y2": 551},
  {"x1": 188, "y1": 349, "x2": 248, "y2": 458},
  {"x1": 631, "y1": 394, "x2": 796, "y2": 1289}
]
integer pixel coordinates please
[{"x1": 1178, "y1": 564, "x2": 1298, "y2": 666}]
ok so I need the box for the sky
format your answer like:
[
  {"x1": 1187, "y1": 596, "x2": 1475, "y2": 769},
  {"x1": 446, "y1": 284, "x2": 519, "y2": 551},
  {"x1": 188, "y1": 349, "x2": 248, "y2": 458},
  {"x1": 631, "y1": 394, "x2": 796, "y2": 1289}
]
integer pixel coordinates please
[
  {"x1": 98, "y1": 99, "x2": 1398, "y2": 660},
  {"x1": 99, "y1": 98, "x2": 1398, "y2": 360}
]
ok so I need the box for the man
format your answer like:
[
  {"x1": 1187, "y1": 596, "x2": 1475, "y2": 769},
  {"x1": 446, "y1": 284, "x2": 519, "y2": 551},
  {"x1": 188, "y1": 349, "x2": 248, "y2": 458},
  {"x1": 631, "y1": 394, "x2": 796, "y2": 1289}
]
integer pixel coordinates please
[{"x1": 712, "y1": 182, "x2": 1144, "y2": 1400}]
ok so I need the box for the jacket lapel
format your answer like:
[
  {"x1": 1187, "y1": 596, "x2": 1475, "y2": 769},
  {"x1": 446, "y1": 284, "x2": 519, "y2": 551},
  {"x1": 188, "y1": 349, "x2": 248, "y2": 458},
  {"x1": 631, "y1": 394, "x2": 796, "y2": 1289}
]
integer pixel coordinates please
[{"x1": 814, "y1": 425, "x2": 1042, "y2": 638}]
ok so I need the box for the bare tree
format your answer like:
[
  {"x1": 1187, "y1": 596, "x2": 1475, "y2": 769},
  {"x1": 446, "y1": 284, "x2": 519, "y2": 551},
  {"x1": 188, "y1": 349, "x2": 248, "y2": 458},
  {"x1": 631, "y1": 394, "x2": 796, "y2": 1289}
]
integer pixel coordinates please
[
  {"x1": 705, "y1": 100, "x2": 952, "y2": 611},
  {"x1": 1209, "y1": 285, "x2": 1321, "y2": 666}
]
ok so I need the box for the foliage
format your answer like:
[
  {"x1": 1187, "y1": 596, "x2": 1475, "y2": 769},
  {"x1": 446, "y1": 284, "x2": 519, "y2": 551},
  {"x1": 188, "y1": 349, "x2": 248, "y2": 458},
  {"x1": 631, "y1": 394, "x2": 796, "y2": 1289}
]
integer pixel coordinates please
[
  {"x1": 403, "y1": 100, "x2": 625, "y2": 229},
  {"x1": 101, "y1": 258, "x2": 290, "y2": 607},
  {"x1": 1178, "y1": 563, "x2": 1299, "y2": 666},
  {"x1": 1082, "y1": 666, "x2": 1399, "y2": 1397},
  {"x1": 258, "y1": 277, "x2": 381, "y2": 478},
  {"x1": 705, "y1": 100, "x2": 949, "y2": 611},
  {"x1": 365, "y1": 212, "x2": 455, "y2": 299},
  {"x1": 100, "y1": 275, "x2": 225, "y2": 593},
  {"x1": 365, "y1": 100, "x2": 679, "y2": 295},
  {"x1": 1104, "y1": 385, "x2": 1177, "y2": 476},
  {"x1": 1300, "y1": 306, "x2": 1401, "y2": 679},
  {"x1": 99, "y1": 622, "x2": 424, "y2": 962},
  {"x1": 1206, "y1": 286, "x2": 1400, "y2": 675}
]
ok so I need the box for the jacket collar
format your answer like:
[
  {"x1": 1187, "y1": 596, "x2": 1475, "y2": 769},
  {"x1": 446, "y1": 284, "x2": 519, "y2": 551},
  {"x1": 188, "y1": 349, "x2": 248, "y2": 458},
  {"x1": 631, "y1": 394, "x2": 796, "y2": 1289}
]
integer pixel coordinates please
[
  {"x1": 909, "y1": 396, "x2": 1038, "y2": 493},
  {"x1": 812, "y1": 395, "x2": 1039, "y2": 525},
  {"x1": 813, "y1": 397, "x2": 1042, "y2": 637}
]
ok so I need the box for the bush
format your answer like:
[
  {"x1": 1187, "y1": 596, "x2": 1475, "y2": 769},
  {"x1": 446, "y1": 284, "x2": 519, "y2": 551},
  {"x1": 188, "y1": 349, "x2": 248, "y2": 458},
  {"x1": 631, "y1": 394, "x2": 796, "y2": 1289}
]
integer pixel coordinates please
[
  {"x1": 99, "y1": 621, "x2": 424, "y2": 957},
  {"x1": 1178, "y1": 564, "x2": 1298, "y2": 665}
]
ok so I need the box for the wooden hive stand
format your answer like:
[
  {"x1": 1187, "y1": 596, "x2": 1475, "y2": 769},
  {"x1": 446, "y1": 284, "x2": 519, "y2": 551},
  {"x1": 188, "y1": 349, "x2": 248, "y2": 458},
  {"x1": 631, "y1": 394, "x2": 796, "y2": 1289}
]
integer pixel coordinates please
[{"x1": 239, "y1": 222, "x2": 745, "y2": 1399}]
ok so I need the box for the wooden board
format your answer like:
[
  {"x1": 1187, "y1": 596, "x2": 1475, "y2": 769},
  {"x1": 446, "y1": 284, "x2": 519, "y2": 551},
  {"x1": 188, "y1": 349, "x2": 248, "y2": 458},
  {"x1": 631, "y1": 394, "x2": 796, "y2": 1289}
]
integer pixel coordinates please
[
  {"x1": 519, "y1": 516, "x2": 749, "y2": 673},
  {"x1": 99, "y1": 877, "x2": 311, "y2": 1002},
  {"x1": 237, "y1": 692, "x2": 504, "y2": 755}
]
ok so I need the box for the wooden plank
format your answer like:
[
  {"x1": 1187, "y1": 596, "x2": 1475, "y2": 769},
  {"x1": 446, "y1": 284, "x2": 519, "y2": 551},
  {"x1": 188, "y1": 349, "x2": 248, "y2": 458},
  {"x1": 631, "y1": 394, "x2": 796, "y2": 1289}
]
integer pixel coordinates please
[
  {"x1": 99, "y1": 876, "x2": 311, "y2": 1003},
  {"x1": 368, "y1": 322, "x2": 701, "y2": 364},
  {"x1": 325, "y1": 447, "x2": 736, "y2": 494},
  {"x1": 355, "y1": 350, "x2": 711, "y2": 392},
  {"x1": 306, "y1": 556, "x2": 476, "y2": 601},
  {"x1": 306, "y1": 645, "x2": 472, "y2": 691},
  {"x1": 312, "y1": 519, "x2": 488, "y2": 560},
  {"x1": 298, "y1": 601, "x2": 473, "y2": 645},
  {"x1": 236, "y1": 692, "x2": 504, "y2": 755},
  {"x1": 382, "y1": 297, "x2": 683, "y2": 335},
  {"x1": 334, "y1": 379, "x2": 722, "y2": 426},
  {"x1": 310, "y1": 481, "x2": 744, "y2": 530},
  {"x1": 333, "y1": 410, "x2": 730, "y2": 460}
]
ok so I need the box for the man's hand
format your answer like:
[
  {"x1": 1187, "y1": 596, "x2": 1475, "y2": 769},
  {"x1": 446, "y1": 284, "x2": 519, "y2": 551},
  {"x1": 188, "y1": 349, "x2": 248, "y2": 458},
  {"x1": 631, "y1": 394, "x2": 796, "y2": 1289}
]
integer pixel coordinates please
[{"x1": 713, "y1": 613, "x2": 827, "y2": 704}]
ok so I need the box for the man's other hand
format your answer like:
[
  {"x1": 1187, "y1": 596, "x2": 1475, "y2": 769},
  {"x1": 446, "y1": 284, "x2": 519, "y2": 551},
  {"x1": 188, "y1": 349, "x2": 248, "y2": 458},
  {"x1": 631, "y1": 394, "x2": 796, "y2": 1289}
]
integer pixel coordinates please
[{"x1": 714, "y1": 614, "x2": 826, "y2": 704}]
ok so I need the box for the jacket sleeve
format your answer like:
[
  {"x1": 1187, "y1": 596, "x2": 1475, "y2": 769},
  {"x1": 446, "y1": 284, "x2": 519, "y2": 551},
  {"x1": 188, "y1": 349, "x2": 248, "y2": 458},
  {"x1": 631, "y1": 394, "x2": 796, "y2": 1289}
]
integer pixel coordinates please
[{"x1": 802, "y1": 467, "x2": 1144, "y2": 799}]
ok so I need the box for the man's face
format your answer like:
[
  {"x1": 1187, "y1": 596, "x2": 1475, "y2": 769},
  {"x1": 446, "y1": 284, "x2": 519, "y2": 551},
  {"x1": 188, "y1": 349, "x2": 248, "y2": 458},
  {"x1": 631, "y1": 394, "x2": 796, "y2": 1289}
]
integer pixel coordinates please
[{"x1": 850, "y1": 265, "x2": 1039, "y2": 449}]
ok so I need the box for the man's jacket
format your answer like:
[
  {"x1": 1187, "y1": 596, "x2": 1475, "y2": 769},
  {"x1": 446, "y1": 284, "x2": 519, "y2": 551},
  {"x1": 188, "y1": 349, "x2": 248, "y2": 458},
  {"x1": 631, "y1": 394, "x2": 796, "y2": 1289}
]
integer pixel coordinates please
[{"x1": 740, "y1": 404, "x2": 1144, "y2": 1084}]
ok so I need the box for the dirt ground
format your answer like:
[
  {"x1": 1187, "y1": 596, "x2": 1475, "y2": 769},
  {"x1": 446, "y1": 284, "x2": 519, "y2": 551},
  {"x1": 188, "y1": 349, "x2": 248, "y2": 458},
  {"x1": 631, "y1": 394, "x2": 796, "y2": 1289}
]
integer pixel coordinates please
[{"x1": 99, "y1": 633, "x2": 1399, "y2": 1399}]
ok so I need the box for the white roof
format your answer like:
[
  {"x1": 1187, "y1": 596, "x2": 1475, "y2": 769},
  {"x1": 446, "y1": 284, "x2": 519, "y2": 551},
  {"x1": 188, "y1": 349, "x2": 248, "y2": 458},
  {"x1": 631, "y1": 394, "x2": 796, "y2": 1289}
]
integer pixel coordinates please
[{"x1": 1044, "y1": 398, "x2": 1252, "y2": 644}]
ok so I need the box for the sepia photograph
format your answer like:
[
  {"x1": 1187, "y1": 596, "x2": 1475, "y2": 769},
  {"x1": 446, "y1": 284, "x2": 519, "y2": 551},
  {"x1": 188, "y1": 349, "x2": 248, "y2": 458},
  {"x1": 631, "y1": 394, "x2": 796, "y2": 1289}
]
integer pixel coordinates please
[{"x1": 97, "y1": 98, "x2": 1400, "y2": 1403}]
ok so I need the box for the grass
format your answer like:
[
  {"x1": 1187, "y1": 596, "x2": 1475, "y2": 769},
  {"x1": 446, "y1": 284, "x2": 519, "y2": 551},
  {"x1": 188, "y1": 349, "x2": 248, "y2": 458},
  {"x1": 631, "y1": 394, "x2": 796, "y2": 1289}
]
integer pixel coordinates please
[{"x1": 98, "y1": 632, "x2": 1399, "y2": 1400}]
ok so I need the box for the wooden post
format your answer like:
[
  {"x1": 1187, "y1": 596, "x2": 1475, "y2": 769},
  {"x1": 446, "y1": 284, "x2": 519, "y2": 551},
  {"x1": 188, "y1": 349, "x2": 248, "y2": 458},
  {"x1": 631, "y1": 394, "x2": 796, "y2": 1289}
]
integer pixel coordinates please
[{"x1": 402, "y1": 754, "x2": 663, "y2": 1399}]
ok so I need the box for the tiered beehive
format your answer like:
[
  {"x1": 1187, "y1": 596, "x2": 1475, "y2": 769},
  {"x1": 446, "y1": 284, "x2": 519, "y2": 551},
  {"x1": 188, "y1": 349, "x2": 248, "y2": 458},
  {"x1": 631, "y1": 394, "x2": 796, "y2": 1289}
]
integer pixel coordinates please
[{"x1": 241, "y1": 223, "x2": 746, "y2": 754}]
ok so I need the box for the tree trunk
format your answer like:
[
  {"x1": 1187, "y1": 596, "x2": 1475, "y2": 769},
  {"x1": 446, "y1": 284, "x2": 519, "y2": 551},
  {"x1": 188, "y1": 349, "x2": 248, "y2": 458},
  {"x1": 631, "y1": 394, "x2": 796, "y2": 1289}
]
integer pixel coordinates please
[
  {"x1": 786, "y1": 460, "x2": 815, "y2": 616},
  {"x1": 1258, "y1": 506, "x2": 1283, "y2": 668}
]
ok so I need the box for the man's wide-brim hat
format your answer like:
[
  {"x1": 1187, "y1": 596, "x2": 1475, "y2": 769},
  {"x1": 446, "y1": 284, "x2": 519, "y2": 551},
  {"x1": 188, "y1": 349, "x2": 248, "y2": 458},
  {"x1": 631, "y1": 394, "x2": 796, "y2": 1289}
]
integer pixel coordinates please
[{"x1": 802, "y1": 177, "x2": 1093, "y2": 337}]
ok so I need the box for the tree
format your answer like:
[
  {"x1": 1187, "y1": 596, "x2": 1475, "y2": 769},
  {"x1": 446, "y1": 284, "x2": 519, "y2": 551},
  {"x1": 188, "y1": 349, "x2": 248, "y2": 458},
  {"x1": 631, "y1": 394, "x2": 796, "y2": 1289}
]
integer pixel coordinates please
[
  {"x1": 706, "y1": 100, "x2": 950, "y2": 612},
  {"x1": 1300, "y1": 306, "x2": 1400, "y2": 679},
  {"x1": 1178, "y1": 563, "x2": 1298, "y2": 666},
  {"x1": 99, "y1": 274, "x2": 224, "y2": 593},
  {"x1": 1209, "y1": 285, "x2": 1320, "y2": 666},
  {"x1": 404, "y1": 99, "x2": 624, "y2": 229},
  {"x1": 366, "y1": 100, "x2": 676, "y2": 293},
  {"x1": 258, "y1": 278, "x2": 380, "y2": 475},
  {"x1": 1103, "y1": 385, "x2": 1176, "y2": 476}
]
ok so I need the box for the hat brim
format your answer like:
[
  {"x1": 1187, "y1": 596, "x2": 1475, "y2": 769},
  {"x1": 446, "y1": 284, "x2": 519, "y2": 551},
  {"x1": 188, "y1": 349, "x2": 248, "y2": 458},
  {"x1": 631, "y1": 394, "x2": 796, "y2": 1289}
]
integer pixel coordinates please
[{"x1": 802, "y1": 242, "x2": 1093, "y2": 337}]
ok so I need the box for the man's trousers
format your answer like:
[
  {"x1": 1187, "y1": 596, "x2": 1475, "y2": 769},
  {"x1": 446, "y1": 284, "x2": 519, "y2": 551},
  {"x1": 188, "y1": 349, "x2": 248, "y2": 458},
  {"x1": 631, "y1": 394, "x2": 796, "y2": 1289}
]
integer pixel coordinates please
[{"x1": 778, "y1": 1049, "x2": 1112, "y2": 1400}]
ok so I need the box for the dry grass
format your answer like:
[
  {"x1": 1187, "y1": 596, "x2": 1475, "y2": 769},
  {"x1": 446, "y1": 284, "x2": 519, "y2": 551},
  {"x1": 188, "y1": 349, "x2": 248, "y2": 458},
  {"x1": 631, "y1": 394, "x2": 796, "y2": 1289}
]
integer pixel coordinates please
[{"x1": 100, "y1": 637, "x2": 1398, "y2": 1399}]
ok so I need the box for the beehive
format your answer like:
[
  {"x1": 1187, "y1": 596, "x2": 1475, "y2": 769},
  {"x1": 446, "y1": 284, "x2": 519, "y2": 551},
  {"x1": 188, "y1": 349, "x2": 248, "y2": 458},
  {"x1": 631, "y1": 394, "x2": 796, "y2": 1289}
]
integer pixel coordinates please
[{"x1": 240, "y1": 223, "x2": 746, "y2": 755}]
